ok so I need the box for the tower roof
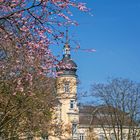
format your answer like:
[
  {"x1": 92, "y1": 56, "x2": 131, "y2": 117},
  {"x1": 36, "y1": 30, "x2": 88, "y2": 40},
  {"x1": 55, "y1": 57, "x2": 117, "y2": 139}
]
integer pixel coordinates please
[{"x1": 56, "y1": 29, "x2": 77, "y2": 76}]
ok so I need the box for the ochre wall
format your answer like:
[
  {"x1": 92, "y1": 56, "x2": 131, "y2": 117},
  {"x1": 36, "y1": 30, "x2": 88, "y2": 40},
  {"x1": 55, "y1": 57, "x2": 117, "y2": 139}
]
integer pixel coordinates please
[{"x1": 49, "y1": 76, "x2": 79, "y2": 140}]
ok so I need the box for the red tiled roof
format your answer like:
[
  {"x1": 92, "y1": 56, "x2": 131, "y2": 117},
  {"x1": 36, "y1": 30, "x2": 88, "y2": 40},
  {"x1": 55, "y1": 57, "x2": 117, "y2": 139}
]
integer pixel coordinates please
[{"x1": 79, "y1": 105, "x2": 137, "y2": 127}]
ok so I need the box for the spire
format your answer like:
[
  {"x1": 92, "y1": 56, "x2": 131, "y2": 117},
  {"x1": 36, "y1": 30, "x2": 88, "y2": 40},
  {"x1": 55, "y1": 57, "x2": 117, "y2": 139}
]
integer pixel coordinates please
[
  {"x1": 57, "y1": 28, "x2": 77, "y2": 77},
  {"x1": 63, "y1": 28, "x2": 70, "y2": 58},
  {"x1": 66, "y1": 28, "x2": 69, "y2": 44}
]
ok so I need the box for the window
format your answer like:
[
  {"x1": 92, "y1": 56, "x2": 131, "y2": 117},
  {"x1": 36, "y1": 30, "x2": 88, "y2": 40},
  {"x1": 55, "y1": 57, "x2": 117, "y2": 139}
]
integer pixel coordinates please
[
  {"x1": 72, "y1": 123, "x2": 77, "y2": 135},
  {"x1": 41, "y1": 135, "x2": 48, "y2": 140},
  {"x1": 99, "y1": 134, "x2": 105, "y2": 140},
  {"x1": 70, "y1": 100, "x2": 74, "y2": 109},
  {"x1": 79, "y1": 133, "x2": 84, "y2": 140},
  {"x1": 41, "y1": 133, "x2": 48, "y2": 140},
  {"x1": 64, "y1": 82, "x2": 70, "y2": 93},
  {"x1": 110, "y1": 133, "x2": 115, "y2": 140},
  {"x1": 122, "y1": 133, "x2": 126, "y2": 139}
]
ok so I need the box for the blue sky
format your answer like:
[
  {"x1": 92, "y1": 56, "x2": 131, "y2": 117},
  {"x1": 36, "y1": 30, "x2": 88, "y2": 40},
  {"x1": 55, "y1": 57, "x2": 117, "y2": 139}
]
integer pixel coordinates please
[
  {"x1": 52, "y1": 0, "x2": 140, "y2": 101},
  {"x1": 67, "y1": 0, "x2": 140, "y2": 94}
]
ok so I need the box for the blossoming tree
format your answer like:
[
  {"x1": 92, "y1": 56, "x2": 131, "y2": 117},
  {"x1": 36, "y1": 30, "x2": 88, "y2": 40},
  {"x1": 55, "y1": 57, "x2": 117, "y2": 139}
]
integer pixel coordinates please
[{"x1": 0, "y1": 0, "x2": 88, "y2": 138}]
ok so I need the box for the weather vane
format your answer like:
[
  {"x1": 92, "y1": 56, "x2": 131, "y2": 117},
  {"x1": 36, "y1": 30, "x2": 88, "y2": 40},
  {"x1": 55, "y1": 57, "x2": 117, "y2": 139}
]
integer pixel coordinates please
[{"x1": 64, "y1": 25, "x2": 96, "y2": 53}]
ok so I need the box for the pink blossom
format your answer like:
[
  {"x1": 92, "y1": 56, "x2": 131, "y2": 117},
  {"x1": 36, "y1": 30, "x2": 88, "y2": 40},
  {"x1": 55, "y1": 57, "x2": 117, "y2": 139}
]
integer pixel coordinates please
[
  {"x1": 13, "y1": 92, "x2": 16, "y2": 95},
  {"x1": 77, "y1": 3, "x2": 88, "y2": 11},
  {"x1": 20, "y1": 26, "x2": 29, "y2": 32},
  {"x1": 58, "y1": 13, "x2": 70, "y2": 20}
]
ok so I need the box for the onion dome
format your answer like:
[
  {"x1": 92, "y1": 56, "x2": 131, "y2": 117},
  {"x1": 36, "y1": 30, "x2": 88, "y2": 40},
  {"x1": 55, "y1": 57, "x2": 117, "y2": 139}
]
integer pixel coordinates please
[{"x1": 56, "y1": 30, "x2": 77, "y2": 76}]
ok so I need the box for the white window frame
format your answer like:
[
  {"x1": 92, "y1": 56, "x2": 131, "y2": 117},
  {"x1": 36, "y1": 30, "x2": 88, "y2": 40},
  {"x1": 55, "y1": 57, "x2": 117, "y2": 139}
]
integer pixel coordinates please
[
  {"x1": 79, "y1": 133, "x2": 84, "y2": 140},
  {"x1": 70, "y1": 100, "x2": 75, "y2": 109}
]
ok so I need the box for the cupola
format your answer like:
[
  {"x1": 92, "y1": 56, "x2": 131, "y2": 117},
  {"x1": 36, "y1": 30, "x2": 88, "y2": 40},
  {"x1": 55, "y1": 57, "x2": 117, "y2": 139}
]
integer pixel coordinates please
[{"x1": 56, "y1": 29, "x2": 77, "y2": 77}]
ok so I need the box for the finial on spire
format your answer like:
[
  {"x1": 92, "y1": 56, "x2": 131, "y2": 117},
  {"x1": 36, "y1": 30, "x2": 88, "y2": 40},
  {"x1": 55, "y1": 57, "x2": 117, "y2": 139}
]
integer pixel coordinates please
[{"x1": 63, "y1": 27, "x2": 70, "y2": 58}]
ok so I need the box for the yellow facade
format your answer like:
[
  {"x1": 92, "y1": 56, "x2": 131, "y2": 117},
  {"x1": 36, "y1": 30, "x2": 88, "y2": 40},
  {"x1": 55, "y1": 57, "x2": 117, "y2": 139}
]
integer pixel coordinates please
[{"x1": 49, "y1": 76, "x2": 79, "y2": 140}]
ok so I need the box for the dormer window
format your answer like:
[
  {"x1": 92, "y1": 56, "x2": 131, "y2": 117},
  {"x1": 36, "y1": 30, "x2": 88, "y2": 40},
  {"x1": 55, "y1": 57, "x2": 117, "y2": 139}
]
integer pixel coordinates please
[{"x1": 64, "y1": 82, "x2": 70, "y2": 93}]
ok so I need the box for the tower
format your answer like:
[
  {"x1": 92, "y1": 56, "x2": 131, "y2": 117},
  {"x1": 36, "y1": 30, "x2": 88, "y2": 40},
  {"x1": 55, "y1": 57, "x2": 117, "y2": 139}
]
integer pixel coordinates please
[{"x1": 55, "y1": 30, "x2": 79, "y2": 140}]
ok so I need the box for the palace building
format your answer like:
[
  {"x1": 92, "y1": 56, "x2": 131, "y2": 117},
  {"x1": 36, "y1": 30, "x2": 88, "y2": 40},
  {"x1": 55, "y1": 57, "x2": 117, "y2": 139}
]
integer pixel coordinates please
[{"x1": 48, "y1": 31, "x2": 140, "y2": 140}]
